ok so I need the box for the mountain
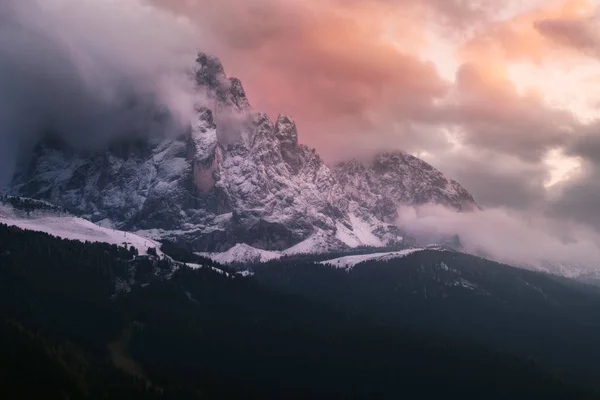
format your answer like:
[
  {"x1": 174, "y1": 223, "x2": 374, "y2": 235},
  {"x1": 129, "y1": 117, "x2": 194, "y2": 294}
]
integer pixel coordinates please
[
  {"x1": 319, "y1": 247, "x2": 434, "y2": 270},
  {"x1": 333, "y1": 153, "x2": 478, "y2": 222},
  {"x1": 0, "y1": 196, "x2": 161, "y2": 256},
  {"x1": 6, "y1": 52, "x2": 477, "y2": 253}
]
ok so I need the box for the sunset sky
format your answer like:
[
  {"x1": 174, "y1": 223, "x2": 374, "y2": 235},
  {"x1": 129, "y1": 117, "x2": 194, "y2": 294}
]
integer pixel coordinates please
[
  {"x1": 3, "y1": 0, "x2": 600, "y2": 233},
  {"x1": 148, "y1": 0, "x2": 600, "y2": 227}
]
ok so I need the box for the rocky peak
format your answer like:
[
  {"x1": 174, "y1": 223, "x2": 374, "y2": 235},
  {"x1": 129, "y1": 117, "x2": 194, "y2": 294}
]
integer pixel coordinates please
[
  {"x1": 373, "y1": 151, "x2": 427, "y2": 172},
  {"x1": 333, "y1": 151, "x2": 478, "y2": 221},
  {"x1": 275, "y1": 115, "x2": 301, "y2": 173},
  {"x1": 195, "y1": 107, "x2": 216, "y2": 129},
  {"x1": 251, "y1": 113, "x2": 277, "y2": 147},
  {"x1": 195, "y1": 52, "x2": 250, "y2": 111},
  {"x1": 334, "y1": 159, "x2": 367, "y2": 184},
  {"x1": 228, "y1": 77, "x2": 250, "y2": 110},
  {"x1": 275, "y1": 115, "x2": 298, "y2": 146},
  {"x1": 195, "y1": 52, "x2": 225, "y2": 89}
]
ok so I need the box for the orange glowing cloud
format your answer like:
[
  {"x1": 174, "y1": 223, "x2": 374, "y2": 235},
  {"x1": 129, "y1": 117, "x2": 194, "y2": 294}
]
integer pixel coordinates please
[
  {"x1": 153, "y1": 0, "x2": 592, "y2": 166},
  {"x1": 148, "y1": 0, "x2": 600, "y2": 230},
  {"x1": 459, "y1": 0, "x2": 596, "y2": 65},
  {"x1": 153, "y1": 0, "x2": 449, "y2": 139}
]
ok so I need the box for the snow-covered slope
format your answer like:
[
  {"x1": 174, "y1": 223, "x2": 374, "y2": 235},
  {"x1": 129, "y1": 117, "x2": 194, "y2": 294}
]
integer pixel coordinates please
[
  {"x1": 0, "y1": 197, "x2": 161, "y2": 256},
  {"x1": 282, "y1": 229, "x2": 347, "y2": 255},
  {"x1": 6, "y1": 52, "x2": 477, "y2": 253},
  {"x1": 335, "y1": 213, "x2": 386, "y2": 248},
  {"x1": 199, "y1": 243, "x2": 281, "y2": 265},
  {"x1": 320, "y1": 248, "x2": 426, "y2": 270}
]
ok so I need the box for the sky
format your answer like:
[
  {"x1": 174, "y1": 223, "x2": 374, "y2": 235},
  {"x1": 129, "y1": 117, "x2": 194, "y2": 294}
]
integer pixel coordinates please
[
  {"x1": 148, "y1": 0, "x2": 600, "y2": 231},
  {"x1": 3, "y1": 0, "x2": 600, "y2": 268}
]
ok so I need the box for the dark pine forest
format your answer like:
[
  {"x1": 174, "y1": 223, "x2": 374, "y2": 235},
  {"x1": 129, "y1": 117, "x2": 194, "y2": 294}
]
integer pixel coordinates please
[{"x1": 1, "y1": 223, "x2": 598, "y2": 399}]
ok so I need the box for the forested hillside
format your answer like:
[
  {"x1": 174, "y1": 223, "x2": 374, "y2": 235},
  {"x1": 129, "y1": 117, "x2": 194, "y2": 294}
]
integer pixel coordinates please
[
  {"x1": 254, "y1": 251, "x2": 600, "y2": 390},
  {"x1": 1, "y1": 224, "x2": 597, "y2": 399}
]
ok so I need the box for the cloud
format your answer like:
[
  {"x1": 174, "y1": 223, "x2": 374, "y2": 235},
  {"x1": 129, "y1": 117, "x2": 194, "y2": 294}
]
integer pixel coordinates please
[
  {"x1": 543, "y1": 122, "x2": 600, "y2": 229},
  {"x1": 427, "y1": 148, "x2": 549, "y2": 210},
  {"x1": 4, "y1": 0, "x2": 589, "y2": 231},
  {"x1": 154, "y1": 0, "x2": 589, "y2": 164},
  {"x1": 459, "y1": 0, "x2": 597, "y2": 64},
  {"x1": 439, "y1": 62, "x2": 577, "y2": 161},
  {"x1": 535, "y1": 14, "x2": 600, "y2": 56},
  {"x1": 0, "y1": 0, "x2": 203, "y2": 186},
  {"x1": 397, "y1": 204, "x2": 600, "y2": 273},
  {"x1": 152, "y1": 0, "x2": 450, "y2": 153}
]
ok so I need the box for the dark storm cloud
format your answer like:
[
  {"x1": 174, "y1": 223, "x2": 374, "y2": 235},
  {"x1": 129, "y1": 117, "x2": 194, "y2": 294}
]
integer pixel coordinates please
[
  {"x1": 0, "y1": 0, "x2": 202, "y2": 186},
  {"x1": 432, "y1": 149, "x2": 549, "y2": 210},
  {"x1": 543, "y1": 122, "x2": 600, "y2": 229}
]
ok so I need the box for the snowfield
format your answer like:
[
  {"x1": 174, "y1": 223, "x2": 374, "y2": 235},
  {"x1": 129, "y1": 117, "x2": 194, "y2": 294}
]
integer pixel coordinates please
[
  {"x1": 319, "y1": 248, "x2": 426, "y2": 270},
  {"x1": 0, "y1": 202, "x2": 161, "y2": 256},
  {"x1": 200, "y1": 230, "x2": 348, "y2": 264},
  {"x1": 335, "y1": 213, "x2": 385, "y2": 248},
  {"x1": 198, "y1": 243, "x2": 282, "y2": 265},
  {"x1": 282, "y1": 229, "x2": 347, "y2": 256}
]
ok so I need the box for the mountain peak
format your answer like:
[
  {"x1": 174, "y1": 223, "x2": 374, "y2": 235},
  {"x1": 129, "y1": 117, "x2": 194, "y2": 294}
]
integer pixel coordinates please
[
  {"x1": 195, "y1": 52, "x2": 225, "y2": 89},
  {"x1": 228, "y1": 77, "x2": 250, "y2": 109},
  {"x1": 333, "y1": 151, "x2": 478, "y2": 220},
  {"x1": 7, "y1": 51, "x2": 479, "y2": 252},
  {"x1": 195, "y1": 52, "x2": 249, "y2": 110},
  {"x1": 275, "y1": 115, "x2": 298, "y2": 144},
  {"x1": 274, "y1": 115, "x2": 300, "y2": 172}
]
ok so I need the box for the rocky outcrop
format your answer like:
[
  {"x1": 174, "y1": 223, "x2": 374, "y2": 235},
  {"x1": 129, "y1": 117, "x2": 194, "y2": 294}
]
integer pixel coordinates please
[{"x1": 333, "y1": 152, "x2": 478, "y2": 222}]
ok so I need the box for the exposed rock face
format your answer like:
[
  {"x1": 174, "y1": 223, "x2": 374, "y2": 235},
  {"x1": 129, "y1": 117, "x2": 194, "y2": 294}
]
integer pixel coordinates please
[
  {"x1": 333, "y1": 152, "x2": 479, "y2": 222},
  {"x1": 194, "y1": 53, "x2": 250, "y2": 111},
  {"x1": 6, "y1": 52, "x2": 478, "y2": 252},
  {"x1": 274, "y1": 115, "x2": 301, "y2": 173}
]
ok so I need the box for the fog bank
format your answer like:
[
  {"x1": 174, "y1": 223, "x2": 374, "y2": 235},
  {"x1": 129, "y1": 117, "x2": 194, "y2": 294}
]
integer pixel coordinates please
[
  {"x1": 0, "y1": 0, "x2": 203, "y2": 186},
  {"x1": 397, "y1": 204, "x2": 600, "y2": 273}
]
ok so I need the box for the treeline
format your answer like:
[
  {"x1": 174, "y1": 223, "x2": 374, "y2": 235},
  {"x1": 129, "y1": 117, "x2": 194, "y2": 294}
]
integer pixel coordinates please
[{"x1": 0, "y1": 195, "x2": 69, "y2": 214}]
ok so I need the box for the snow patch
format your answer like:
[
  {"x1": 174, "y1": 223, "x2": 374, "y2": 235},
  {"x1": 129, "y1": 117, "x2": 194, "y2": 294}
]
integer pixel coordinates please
[
  {"x1": 450, "y1": 278, "x2": 479, "y2": 291},
  {"x1": 320, "y1": 248, "x2": 425, "y2": 270},
  {"x1": 335, "y1": 213, "x2": 384, "y2": 248},
  {"x1": 0, "y1": 202, "x2": 161, "y2": 256},
  {"x1": 283, "y1": 229, "x2": 346, "y2": 255},
  {"x1": 186, "y1": 263, "x2": 231, "y2": 277},
  {"x1": 200, "y1": 243, "x2": 281, "y2": 265}
]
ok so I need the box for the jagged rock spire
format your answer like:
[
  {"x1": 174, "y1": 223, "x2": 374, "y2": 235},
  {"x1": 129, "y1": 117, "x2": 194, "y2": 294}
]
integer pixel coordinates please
[
  {"x1": 195, "y1": 52, "x2": 250, "y2": 110},
  {"x1": 275, "y1": 115, "x2": 298, "y2": 145},
  {"x1": 195, "y1": 52, "x2": 225, "y2": 89},
  {"x1": 275, "y1": 115, "x2": 301, "y2": 173}
]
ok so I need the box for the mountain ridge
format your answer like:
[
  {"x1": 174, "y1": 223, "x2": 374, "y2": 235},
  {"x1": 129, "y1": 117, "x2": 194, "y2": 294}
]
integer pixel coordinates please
[{"x1": 5, "y1": 52, "x2": 478, "y2": 252}]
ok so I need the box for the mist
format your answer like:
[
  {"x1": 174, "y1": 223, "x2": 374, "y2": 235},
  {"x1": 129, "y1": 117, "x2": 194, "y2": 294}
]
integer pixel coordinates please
[
  {"x1": 0, "y1": 0, "x2": 204, "y2": 186},
  {"x1": 397, "y1": 204, "x2": 600, "y2": 273}
]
